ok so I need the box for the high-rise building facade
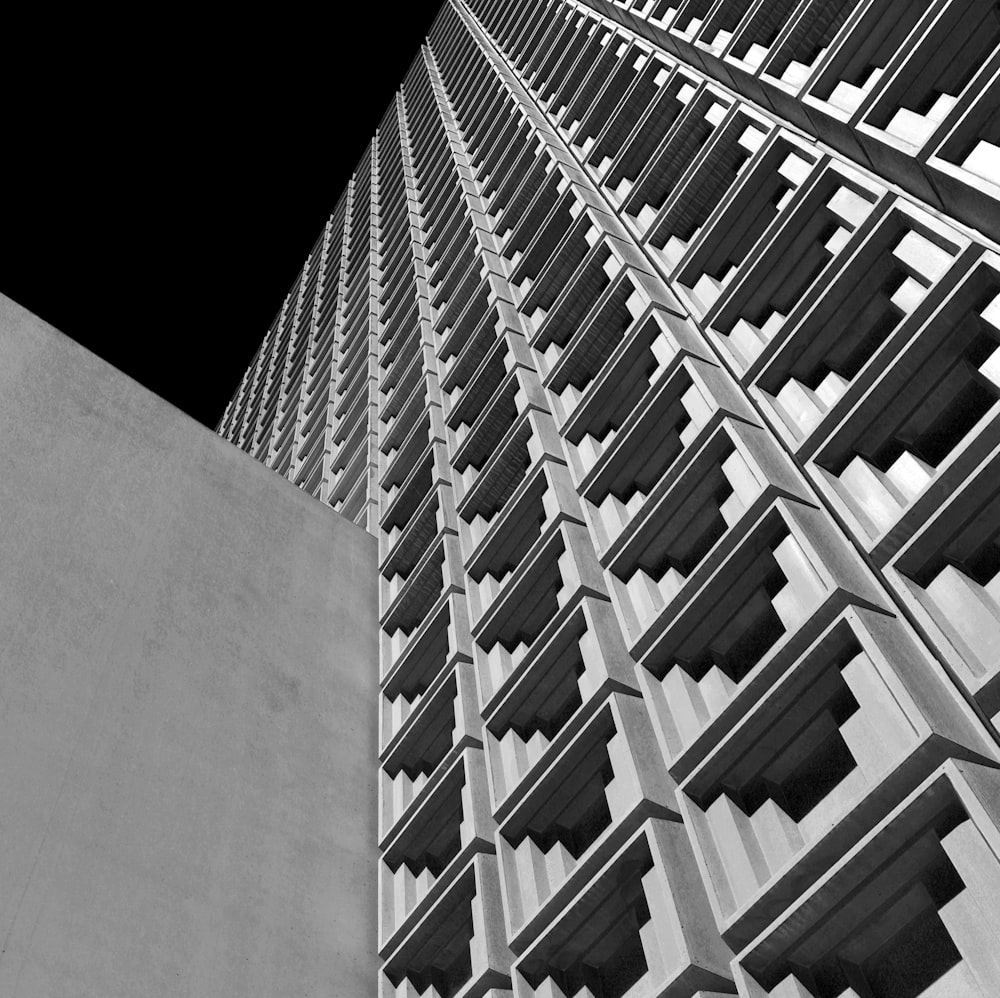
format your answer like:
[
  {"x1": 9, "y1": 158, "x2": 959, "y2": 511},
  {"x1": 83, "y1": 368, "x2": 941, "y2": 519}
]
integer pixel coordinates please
[{"x1": 219, "y1": 1, "x2": 1000, "y2": 995}]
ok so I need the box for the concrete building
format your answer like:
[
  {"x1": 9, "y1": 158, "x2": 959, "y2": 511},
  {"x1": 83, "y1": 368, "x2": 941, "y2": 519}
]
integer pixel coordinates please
[
  {"x1": 0, "y1": 295, "x2": 378, "y2": 997},
  {"x1": 216, "y1": 1, "x2": 1000, "y2": 995}
]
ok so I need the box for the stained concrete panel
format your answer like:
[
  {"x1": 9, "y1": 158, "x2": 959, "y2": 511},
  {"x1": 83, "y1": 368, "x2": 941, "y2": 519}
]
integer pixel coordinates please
[{"x1": 0, "y1": 295, "x2": 378, "y2": 996}]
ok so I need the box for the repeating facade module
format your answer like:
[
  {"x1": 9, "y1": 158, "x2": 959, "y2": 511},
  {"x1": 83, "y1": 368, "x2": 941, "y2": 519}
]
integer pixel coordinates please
[{"x1": 219, "y1": 0, "x2": 1000, "y2": 994}]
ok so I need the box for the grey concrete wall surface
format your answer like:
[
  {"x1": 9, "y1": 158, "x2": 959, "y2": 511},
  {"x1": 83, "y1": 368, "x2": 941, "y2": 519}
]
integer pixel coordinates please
[{"x1": 0, "y1": 294, "x2": 378, "y2": 997}]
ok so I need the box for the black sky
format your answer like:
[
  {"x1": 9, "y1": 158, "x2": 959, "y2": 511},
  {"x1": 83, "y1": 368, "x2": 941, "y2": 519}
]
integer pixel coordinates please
[{"x1": 3, "y1": 8, "x2": 444, "y2": 429}]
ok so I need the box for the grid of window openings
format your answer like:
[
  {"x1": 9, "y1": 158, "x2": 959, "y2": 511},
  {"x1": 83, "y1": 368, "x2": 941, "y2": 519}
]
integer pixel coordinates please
[{"x1": 218, "y1": 0, "x2": 1000, "y2": 994}]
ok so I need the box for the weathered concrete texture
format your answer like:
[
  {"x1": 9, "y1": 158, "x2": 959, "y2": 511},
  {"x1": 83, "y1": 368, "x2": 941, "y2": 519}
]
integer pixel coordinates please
[{"x1": 0, "y1": 294, "x2": 378, "y2": 997}]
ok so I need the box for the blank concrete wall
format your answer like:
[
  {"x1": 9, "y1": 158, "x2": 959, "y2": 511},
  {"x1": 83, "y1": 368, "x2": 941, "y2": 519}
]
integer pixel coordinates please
[{"x1": 0, "y1": 295, "x2": 378, "y2": 997}]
